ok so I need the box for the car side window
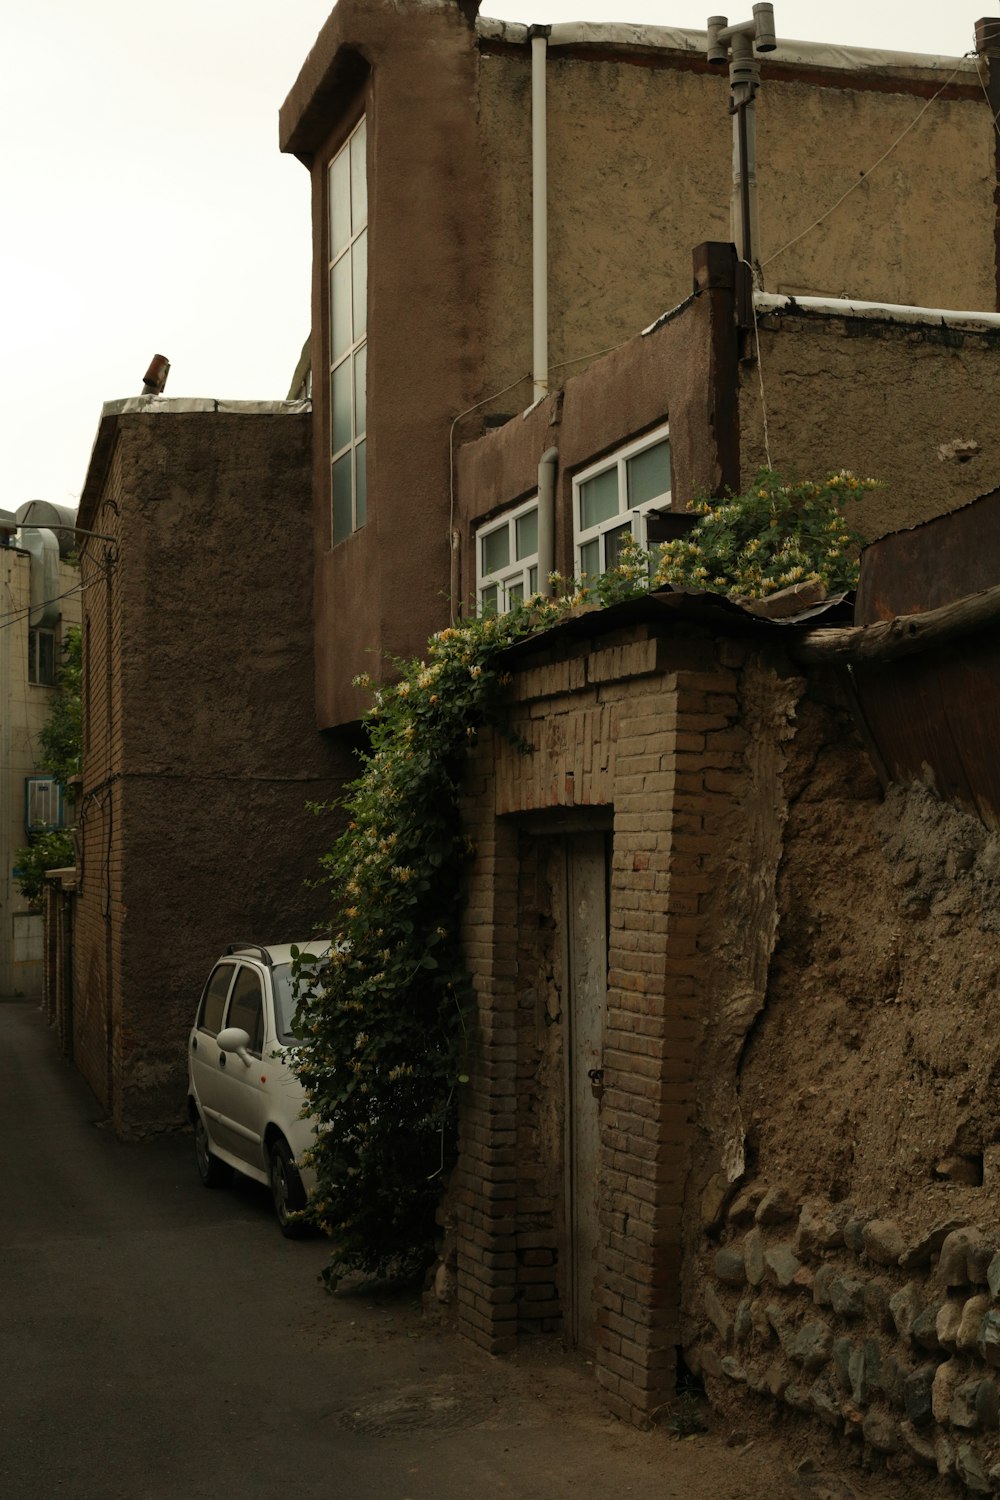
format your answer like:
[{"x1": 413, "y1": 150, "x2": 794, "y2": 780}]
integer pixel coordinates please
[
  {"x1": 225, "y1": 966, "x2": 265, "y2": 1056},
  {"x1": 198, "y1": 963, "x2": 236, "y2": 1035}
]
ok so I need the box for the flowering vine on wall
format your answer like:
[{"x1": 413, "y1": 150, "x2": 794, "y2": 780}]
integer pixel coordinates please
[{"x1": 291, "y1": 470, "x2": 875, "y2": 1284}]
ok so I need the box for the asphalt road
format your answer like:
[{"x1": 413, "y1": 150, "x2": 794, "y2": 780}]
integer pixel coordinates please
[
  {"x1": 1, "y1": 1001, "x2": 888, "y2": 1500},
  {"x1": 0, "y1": 1001, "x2": 680, "y2": 1500}
]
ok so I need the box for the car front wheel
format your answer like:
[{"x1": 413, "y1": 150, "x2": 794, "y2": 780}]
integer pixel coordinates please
[
  {"x1": 268, "y1": 1136, "x2": 309, "y2": 1237},
  {"x1": 194, "y1": 1113, "x2": 233, "y2": 1189}
]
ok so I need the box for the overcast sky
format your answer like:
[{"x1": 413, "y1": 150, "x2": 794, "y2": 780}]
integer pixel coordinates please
[{"x1": 0, "y1": 1, "x2": 985, "y2": 512}]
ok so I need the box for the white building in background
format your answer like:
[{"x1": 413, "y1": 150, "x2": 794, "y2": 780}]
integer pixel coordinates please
[{"x1": 0, "y1": 501, "x2": 80, "y2": 1000}]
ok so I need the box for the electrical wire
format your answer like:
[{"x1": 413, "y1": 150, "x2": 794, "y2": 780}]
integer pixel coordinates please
[
  {"x1": 0, "y1": 580, "x2": 87, "y2": 634},
  {"x1": 761, "y1": 53, "x2": 973, "y2": 273}
]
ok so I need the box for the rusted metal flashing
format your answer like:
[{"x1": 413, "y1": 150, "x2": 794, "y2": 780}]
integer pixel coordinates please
[
  {"x1": 975, "y1": 19, "x2": 1000, "y2": 310},
  {"x1": 856, "y1": 487, "x2": 1000, "y2": 620},
  {"x1": 847, "y1": 488, "x2": 1000, "y2": 826}
]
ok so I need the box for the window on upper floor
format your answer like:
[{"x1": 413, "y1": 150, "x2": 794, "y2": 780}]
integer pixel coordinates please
[
  {"x1": 28, "y1": 627, "x2": 56, "y2": 686},
  {"x1": 477, "y1": 497, "x2": 540, "y2": 615},
  {"x1": 328, "y1": 116, "x2": 368, "y2": 546},
  {"x1": 573, "y1": 425, "x2": 671, "y2": 581},
  {"x1": 24, "y1": 775, "x2": 64, "y2": 833}
]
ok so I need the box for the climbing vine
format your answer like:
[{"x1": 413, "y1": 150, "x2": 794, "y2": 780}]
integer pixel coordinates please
[
  {"x1": 292, "y1": 470, "x2": 875, "y2": 1282},
  {"x1": 652, "y1": 469, "x2": 878, "y2": 599},
  {"x1": 291, "y1": 598, "x2": 579, "y2": 1283},
  {"x1": 15, "y1": 626, "x2": 82, "y2": 908}
]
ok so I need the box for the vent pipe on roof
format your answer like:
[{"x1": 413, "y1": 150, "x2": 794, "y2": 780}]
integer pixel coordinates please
[
  {"x1": 530, "y1": 27, "x2": 550, "y2": 404},
  {"x1": 707, "y1": 6, "x2": 778, "y2": 321}
]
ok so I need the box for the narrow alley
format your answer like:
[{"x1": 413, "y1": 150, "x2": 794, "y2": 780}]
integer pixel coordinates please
[{"x1": 0, "y1": 1001, "x2": 921, "y2": 1500}]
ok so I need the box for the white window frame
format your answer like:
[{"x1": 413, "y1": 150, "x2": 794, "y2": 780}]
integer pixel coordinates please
[
  {"x1": 25, "y1": 775, "x2": 63, "y2": 833},
  {"x1": 328, "y1": 115, "x2": 368, "y2": 546},
  {"x1": 28, "y1": 626, "x2": 56, "y2": 686},
  {"x1": 572, "y1": 423, "x2": 671, "y2": 580},
  {"x1": 476, "y1": 496, "x2": 540, "y2": 615}
]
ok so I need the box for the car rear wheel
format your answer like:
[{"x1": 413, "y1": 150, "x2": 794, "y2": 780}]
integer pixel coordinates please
[
  {"x1": 268, "y1": 1136, "x2": 309, "y2": 1237},
  {"x1": 194, "y1": 1113, "x2": 233, "y2": 1189}
]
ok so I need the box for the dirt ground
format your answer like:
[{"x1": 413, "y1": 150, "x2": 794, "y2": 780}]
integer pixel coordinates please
[{"x1": 331, "y1": 1276, "x2": 925, "y2": 1500}]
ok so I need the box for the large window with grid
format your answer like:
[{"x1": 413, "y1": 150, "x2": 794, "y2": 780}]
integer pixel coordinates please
[
  {"x1": 573, "y1": 425, "x2": 671, "y2": 580},
  {"x1": 328, "y1": 117, "x2": 368, "y2": 545},
  {"x1": 476, "y1": 498, "x2": 539, "y2": 615}
]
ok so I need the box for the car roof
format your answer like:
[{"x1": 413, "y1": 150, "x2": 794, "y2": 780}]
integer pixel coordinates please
[{"x1": 227, "y1": 940, "x2": 330, "y2": 968}]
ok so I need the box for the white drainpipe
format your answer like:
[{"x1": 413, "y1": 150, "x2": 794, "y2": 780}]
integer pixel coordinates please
[
  {"x1": 537, "y1": 447, "x2": 557, "y2": 595},
  {"x1": 530, "y1": 27, "x2": 550, "y2": 404}
]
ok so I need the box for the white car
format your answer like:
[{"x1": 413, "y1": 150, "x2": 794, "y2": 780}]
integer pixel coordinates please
[{"x1": 187, "y1": 940, "x2": 328, "y2": 1236}]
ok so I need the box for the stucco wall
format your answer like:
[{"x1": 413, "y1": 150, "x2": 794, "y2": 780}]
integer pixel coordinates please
[
  {"x1": 281, "y1": 0, "x2": 999, "y2": 728},
  {"x1": 739, "y1": 311, "x2": 1000, "y2": 539},
  {"x1": 75, "y1": 407, "x2": 351, "y2": 1133},
  {"x1": 756, "y1": 79, "x2": 995, "y2": 309}
]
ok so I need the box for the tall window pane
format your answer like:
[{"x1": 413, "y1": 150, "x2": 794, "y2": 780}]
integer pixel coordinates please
[
  {"x1": 329, "y1": 151, "x2": 351, "y2": 256},
  {"x1": 515, "y1": 508, "x2": 538, "y2": 559},
  {"x1": 352, "y1": 231, "x2": 368, "y2": 340},
  {"x1": 332, "y1": 360, "x2": 352, "y2": 455},
  {"x1": 350, "y1": 119, "x2": 367, "y2": 232},
  {"x1": 327, "y1": 115, "x2": 368, "y2": 544},
  {"x1": 330, "y1": 257, "x2": 352, "y2": 362},
  {"x1": 579, "y1": 538, "x2": 600, "y2": 577},
  {"x1": 579, "y1": 468, "x2": 619, "y2": 530},
  {"x1": 354, "y1": 345, "x2": 367, "y2": 437},
  {"x1": 333, "y1": 453, "x2": 353, "y2": 544},
  {"x1": 481, "y1": 527, "x2": 510, "y2": 575},
  {"x1": 627, "y1": 439, "x2": 671, "y2": 506}
]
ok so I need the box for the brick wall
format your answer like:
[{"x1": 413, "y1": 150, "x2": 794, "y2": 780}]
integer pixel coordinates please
[
  {"x1": 73, "y1": 405, "x2": 355, "y2": 1134},
  {"x1": 454, "y1": 618, "x2": 758, "y2": 1423}
]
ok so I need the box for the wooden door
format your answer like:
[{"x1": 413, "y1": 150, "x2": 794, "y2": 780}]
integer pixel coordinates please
[{"x1": 563, "y1": 832, "x2": 608, "y2": 1351}]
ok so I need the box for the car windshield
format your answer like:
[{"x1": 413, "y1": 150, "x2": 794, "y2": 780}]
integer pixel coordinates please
[{"x1": 271, "y1": 964, "x2": 304, "y2": 1045}]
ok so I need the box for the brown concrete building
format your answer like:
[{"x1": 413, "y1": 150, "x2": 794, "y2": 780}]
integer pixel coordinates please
[
  {"x1": 65, "y1": 399, "x2": 352, "y2": 1133},
  {"x1": 51, "y1": 0, "x2": 1000, "y2": 1453},
  {"x1": 0, "y1": 509, "x2": 81, "y2": 1002},
  {"x1": 279, "y1": 0, "x2": 1000, "y2": 728},
  {"x1": 443, "y1": 255, "x2": 1000, "y2": 1421}
]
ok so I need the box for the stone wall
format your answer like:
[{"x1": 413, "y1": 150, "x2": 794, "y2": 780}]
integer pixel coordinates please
[
  {"x1": 699, "y1": 1197, "x2": 1000, "y2": 1492},
  {"x1": 688, "y1": 670, "x2": 1000, "y2": 1491}
]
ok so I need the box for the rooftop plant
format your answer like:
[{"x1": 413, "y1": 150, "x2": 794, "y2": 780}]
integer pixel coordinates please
[{"x1": 652, "y1": 469, "x2": 878, "y2": 599}]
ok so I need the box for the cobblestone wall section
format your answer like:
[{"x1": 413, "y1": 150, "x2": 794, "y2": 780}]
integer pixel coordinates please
[{"x1": 698, "y1": 1190, "x2": 1000, "y2": 1491}]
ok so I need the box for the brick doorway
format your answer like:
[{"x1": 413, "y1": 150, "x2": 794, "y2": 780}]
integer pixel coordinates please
[{"x1": 513, "y1": 820, "x2": 612, "y2": 1350}]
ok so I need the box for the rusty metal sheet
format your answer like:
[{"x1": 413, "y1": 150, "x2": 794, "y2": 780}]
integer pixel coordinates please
[
  {"x1": 853, "y1": 642, "x2": 1000, "y2": 827},
  {"x1": 856, "y1": 486, "x2": 1000, "y2": 623},
  {"x1": 852, "y1": 487, "x2": 1000, "y2": 826}
]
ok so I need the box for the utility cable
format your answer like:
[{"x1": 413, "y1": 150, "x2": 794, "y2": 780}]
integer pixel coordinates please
[{"x1": 762, "y1": 53, "x2": 972, "y2": 272}]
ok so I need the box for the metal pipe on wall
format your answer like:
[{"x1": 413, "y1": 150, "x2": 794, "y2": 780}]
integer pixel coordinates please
[
  {"x1": 530, "y1": 27, "x2": 550, "y2": 404},
  {"x1": 537, "y1": 447, "x2": 558, "y2": 594}
]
